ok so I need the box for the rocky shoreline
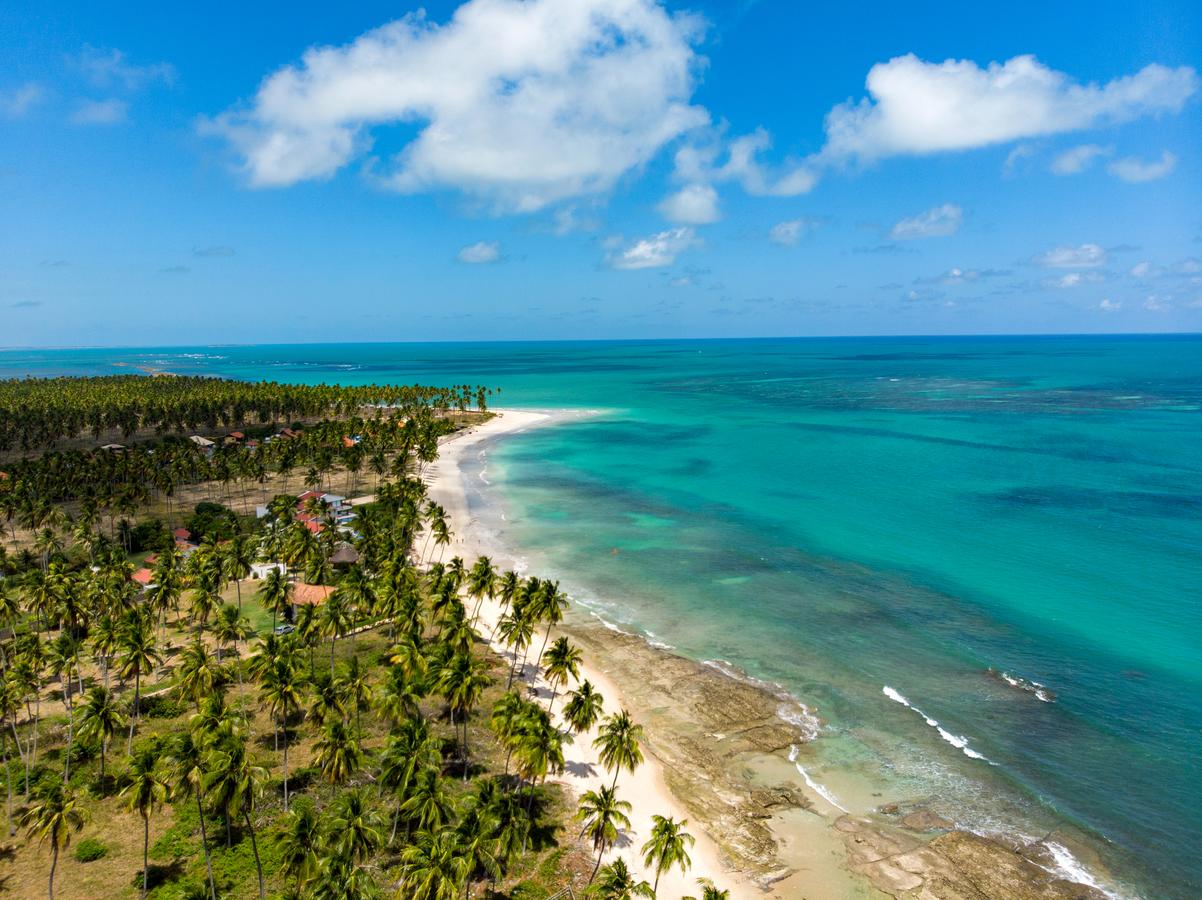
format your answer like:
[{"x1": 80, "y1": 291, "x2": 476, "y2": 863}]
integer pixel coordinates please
[{"x1": 563, "y1": 615, "x2": 1114, "y2": 900}]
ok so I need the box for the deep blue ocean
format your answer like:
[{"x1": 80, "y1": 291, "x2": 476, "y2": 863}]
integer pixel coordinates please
[{"x1": 3, "y1": 336, "x2": 1199, "y2": 898}]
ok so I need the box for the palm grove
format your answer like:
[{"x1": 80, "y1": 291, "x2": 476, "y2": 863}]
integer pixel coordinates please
[{"x1": 0, "y1": 376, "x2": 728, "y2": 899}]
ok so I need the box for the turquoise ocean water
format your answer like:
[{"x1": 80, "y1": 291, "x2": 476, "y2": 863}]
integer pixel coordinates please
[{"x1": 3, "y1": 337, "x2": 1199, "y2": 897}]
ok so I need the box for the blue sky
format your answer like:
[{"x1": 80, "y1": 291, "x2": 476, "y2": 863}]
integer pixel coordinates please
[{"x1": 1, "y1": 0, "x2": 1200, "y2": 346}]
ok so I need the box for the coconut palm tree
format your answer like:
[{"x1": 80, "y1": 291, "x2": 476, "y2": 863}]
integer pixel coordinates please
[
  {"x1": 400, "y1": 768, "x2": 455, "y2": 835},
  {"x1": 176, "y1": 639, "x2": 223, "y2": 710},
  {"x1": 541, "y1": 636, "x2": 583, "y2": 715},
  {"x1": 76, "y1": 685, "x2": 126, "y2": 786},
  {"x1": 398, "y1": 828, "x2": 470, "y2": 900},
  {"x1": 577, "y1": 785, "x2": 632, "y2": 882},
  {"x1": 164, "y1": 730, "x2": 218, "y2": 900},
  {"x1": 212, "y1": 603, "x2": 253, "y2": 664},
  {"x1": 204, "y1": 729, "x2": 268, "y2": 899},
  {"x1": 379, "y1": 717, "x2": 440, "y2": 844},
  {"x1": 563, "y1": 679, "x2": 605, "y2": 736},
  {"x1": 328, "y1": 787, "x2": 385, "y2": 863},
  {"x1": 594, "y1": 709, "x2": 645, "y2": 790},
  {"x1": 497, "y1": 611, "x2": 535, "y2": 689},
  {"x1": 120, "y1": 741, "x2": 169, "y2": 900},
  {"x1": 258, "y1": 656, "x2": 303, "y2": 809},
  {"x1": 118, "y1": 611, "x2": 163, "y2": 753},
  {"x1": 685, "y1": 877, "x2": 731, "y2": 900},
  {"x1": 222, "y1": 534, "x2": 256, "y2": 612},
  {"x1": 591, "y1": 858, "x2": 655, "y2": 899},
  {"x1": 337, "y1": 655, "x2": 374, "y2": 738},
  {"x1": 435, "y1": 650, "x2": 491, "y2": 778},
  {"x1": 641, "y1": 815, "x2": 695, "y2": 895},
  {"x1": 276, "y1": 797, "x2": 321, "y2": 892},
  {"x1": 313, "y1": 718, "x2": 362, "y2": 785},
  {"x1": 257, "y1": 567, "x2": 292, "y2": 631},
  {"x1": 20, "y1": 779, "x2": 86, "y2": 900}
]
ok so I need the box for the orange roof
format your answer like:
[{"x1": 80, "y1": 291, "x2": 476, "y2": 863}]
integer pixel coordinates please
[
  {"x1": 342, "y1": 436, "x2": 356, "y2": 448},
  {"x1": 302, "y1": 520, "x2": 323, "y2": 534},
  {"x1": 173, "y1": 528, "x2": 192, "y2": 540},
  {"x1": 293, "y1": 583, "x2": 334, "y2": 606},
  {"x1": 228, "y1": 431, "x2": 245, "y2": 439},
  {"x1": 132, "y1": 568, "x2": 153, "y2": 585}
]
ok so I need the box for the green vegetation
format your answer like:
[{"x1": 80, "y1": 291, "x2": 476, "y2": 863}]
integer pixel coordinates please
[{"x1": 0, "y1": 376, "x2": 716, "y2": 898}]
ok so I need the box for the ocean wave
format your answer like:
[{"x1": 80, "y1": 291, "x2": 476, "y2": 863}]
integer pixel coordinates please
[
  {"x1": 882, "y1": 685, "x2": 991, "y2": 763},
  {"x1": 1042, "y1": 842, "x2": 1122, "y2": 898},
  {"x1": 788, "y1": 745, "x2": 849, "y2": 812},
  {"x1": 702, "y1": 658, "x2": 822, "y2": 741},
  {"x1": 988, "y1": 668, "x2": 1056, "y2": 703}
]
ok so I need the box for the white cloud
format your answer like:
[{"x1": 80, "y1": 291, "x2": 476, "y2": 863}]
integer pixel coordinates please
[
  {"x1": 820, "y1": 54, "x2": 1198, "y2": 162},
  {"x1": 205, "y1": 0, "x2": 708, "y2": 212},
  {"x1": 1002, "y1": 143, "x2": 1035, "y2": 176},
  {"x1": 0, "y1": 82, "x2": 45, "y2": 118},
  {"x1": 657, "y1": 183, "x2": 720, "y2": 224},
  {"x1": 1099, "y1": 298, "x2": 1122, "y2": 311},
  {"x1": 1033, "y1": 243, "x2": 1107, "y2": 268},
  {"x1": 768, "y1": 217, "x2": 820, "y2": 246},
  {"x1": 1050, "y1": 143, "x2": 1110, "y2": 174},
  {"x1": 673, "y1": 128, "x2": 817, "y2": 197},
  {"x1": 456, "y1": 241, "x2": 501, "y2": 264},
  {"x1": 71, "y1": 98, "x2": 128, "y2": 125},
  {"x1": 1143, "y1": 294, "x2": 1170, "y2": 311},
  {"x1": 1130, "y1": 261, "x2": 1161, "y2": 278},
  {"x1": 1049, "y1": 271, "x2": 1103, "y2": 288},
  {"x1": 940, "y1": 267, "x2": 979, "y2": 284},
  {"x1": 72, "y1": 46, "x2": 176, "y2": 90},
  {"x1": 888, "y1": 203, "x2": 962, "y2": 240},
  {"x1": 1107, "y1": 151, "x2": 1177, "y2": 182},
  {"x1": 608, "y1": 227, "x2": 696, "y2": 269}
]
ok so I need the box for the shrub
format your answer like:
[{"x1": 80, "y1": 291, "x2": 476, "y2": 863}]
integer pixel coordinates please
[{"x1": 75, "y1": 837, "x2": 108, "y2": 862}]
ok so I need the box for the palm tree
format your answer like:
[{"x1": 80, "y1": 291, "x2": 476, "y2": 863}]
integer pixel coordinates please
[
  {"x1": 379, "y1": 718, "x2": 440, "y2": 844},
  {"x1": 641, "y1": 814, "x2": 695, "y2": 895},
  {"x1": 337, "y1": 655, "x2": 374, "y2": 738},
  {"x1": 213, "y1": 603, "x2": 253, "y2": 664},
  {"x1": 313, "y1": 718, "x2": 362, "y2": 785},
  {"x1": 164, "y1": 731, "x2": 218, "y2": 900},
  {"x1": 258, "y1": 656, "x2": 303, "y2": 809},
  {"x1": 257, "y1": 567, "x2": 292, "y2": 631},
  {"x1": 398, "y1": 828, "x2": 470, "y2": 900},
  {"x1": 400, "y1": 769, "x2": 455, "y2": 835},
  {"x1": 594, "y1": 709, "x2": 645, "y2": 790},
  {"x1": 276, "y1": 797, "x2": 321, "y2": 892},
  {"x1": 21, "y1": 779, "x2": 87, "y2": 900},
  {"x1": 177, "y1": 639, "x2": 223, "y2": 710},
  {"x1": 435, "y1": 650, "x2": 490, "y2": 778},
  {"x1": 563, "y1": 679, "x2": 605, "y2": 735},
  {"x1": 118, "y1": 612, "x2": 163, "y2": 753},
  {"x1": 590, "y1": 858, "x2": 655, "y2": 899},
  {"x1": 222, "y1": 534, "x2": 256, "y2": 612},
  {"x1": 576, "y1": 786, "x2": 632, "y2": 882},
  {"x1": 120, "y1": 742, "x2": 169, "y2": 900},
  {"x1": 497, "y1": 611, "x2": 534, "y2": 689},
  {"x1": 685, "y1": 877, "x2": 731, "y2": 900},
  {"x1": 204, "y1": 730, "x2": 268, "y2": 899},
  {"x1": 328, "y1": 787, "x2": 385, "y2": 863},
  {"x1": 541, "y1": 636, "x2": 582, "y2": 715},
  {"x1": 76, "y1": 685, "x2": 126, "y2": 785}
]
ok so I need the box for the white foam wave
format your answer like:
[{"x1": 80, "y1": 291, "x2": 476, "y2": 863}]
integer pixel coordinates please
[
  {"x1": 788, "y1": 746, "x2": 849, "y2": 812},
  {"x1": 702, "y1": 659, "x2": 822, "y2": 740},
  {"x1": 1043, "y1": 842, "x2": 1122, "y2": 898},
  {"x1": 882, "y1": 686, "x2": 992, "y2": 763}
]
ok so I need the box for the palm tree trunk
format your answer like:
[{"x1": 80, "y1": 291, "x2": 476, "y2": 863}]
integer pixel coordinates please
[
  {"x1": 128, "y1": 670, "x2": 140, "y2": 755},
  {"x1": 48, "y1": 844, "x2": 58, "y2": 900},
  {"x1": 244, "y1": 808, "x2": 266, "y2": 900},
  {"x1": 195, "y1": 788, "x2": 216, "y2": 900},
  {"x1": 141, "y1": 812, "x2": 150, "y2": 900},
  {"x1": 590, "y1": 845, "x2": 604, "y2": 883},
  {"x1": 2, "y1": 735, "x2": 12, "y2": 837},
  {"x1": 282, "y1": 725, "x2": 290, "y2": 812}
]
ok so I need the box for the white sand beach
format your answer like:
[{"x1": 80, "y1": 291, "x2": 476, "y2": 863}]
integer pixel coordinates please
[{"x1": 425, "y1": 409, "x2": 762, "y2": 899}]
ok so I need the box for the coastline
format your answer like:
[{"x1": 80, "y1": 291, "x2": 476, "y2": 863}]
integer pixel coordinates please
[{"x1": 426, "y1": 409, "x2": 1119, "y2": 899}]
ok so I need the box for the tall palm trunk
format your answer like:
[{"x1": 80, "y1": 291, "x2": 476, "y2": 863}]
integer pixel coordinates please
[
  {"x1": 48, "y1": 844, "x2": 58, "y2": 900},
  {"x1": 140, "y1": 812, "x2": 150, "y2": 900},
  {"x1": 244, "y1": 808, "x2": 266, "y2": 900},
  {"x1": 127, "y1": 670, "x2": 140, "y2": 755},
  {"x1": 195, "y1": 789, "x2": 216, "y2": 900}
]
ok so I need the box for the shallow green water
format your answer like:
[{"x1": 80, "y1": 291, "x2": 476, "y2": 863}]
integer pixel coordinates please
[{"x1": 5, "y1": 336, "x2": 1200, "y2": 897}]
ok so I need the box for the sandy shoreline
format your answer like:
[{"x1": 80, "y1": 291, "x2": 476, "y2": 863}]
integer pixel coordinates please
[{"x1": 426, "y1": 410, "x2": 1118, "y2": 900}]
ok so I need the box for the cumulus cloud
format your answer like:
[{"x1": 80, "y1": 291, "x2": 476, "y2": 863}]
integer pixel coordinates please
[
  {"x1": 456, "y1": 240, "x2": 501, "y2": 264},
  {"x1": 72, "y1": 46, "x2": 176, "y2": 90},
  {"x1": 1048, "y1": 271, "x2": 1104, "y2": 288},
  {"x1": 1050, "y1": 143, "x2": 1110, "y2": 174},
  {"x1": 1107, "y1": 151, "x2": 1177, "y2": 182},
  {"x1": 672, "y1": 128, "x2": 817, "y2": 197},
  {"x1": 657, "y1": 183, "x2": 720, "y2": 224},
  {"x1": 1143, "y1": 294, "x2": 1170, "y2": 311},
  {"x1": 1130, "y1": 260, "x2": 1161, "y2": 278},
  {"x1": 608, "y1": 227, "x2": 696, "y2": 269},
  {"x1": 1099, "y1": 298, "x2": 1122, "y2": 311},
  {"x1": 0, "y1": 83, "x2": 45, "y2": 118},
  {"x1": 1033, "y1": 243, "x2": 1107, "y2": 268},
  {"x1": 205, "y1": 0, "x2": 708, "y2": 212},
  {"x1": 889, "y1": 203, "x2": 962, "y2": 240},
  {"x1": 768, "y1": 217, "x2": 820, "y2": 246},
  {"x1": 71, "y1": 98, "x2": 127, "y2": 125},
  {"x1": 819, "y1": 54, "x2": 1197, "y2": 163}
]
